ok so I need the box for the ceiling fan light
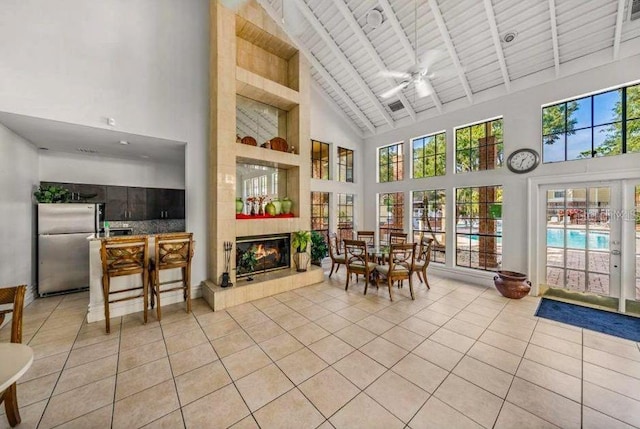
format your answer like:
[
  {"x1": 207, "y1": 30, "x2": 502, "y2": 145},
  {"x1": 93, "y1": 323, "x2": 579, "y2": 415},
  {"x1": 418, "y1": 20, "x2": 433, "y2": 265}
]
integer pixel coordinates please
[{"x1": 366, "y1": 8, "x2": 384, "y2": 29}]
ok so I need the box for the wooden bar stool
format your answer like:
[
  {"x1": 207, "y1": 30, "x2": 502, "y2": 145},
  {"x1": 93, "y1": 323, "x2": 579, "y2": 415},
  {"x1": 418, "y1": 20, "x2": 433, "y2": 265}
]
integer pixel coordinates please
[
  {"x1": 149, "y1": 233, "x2": 194, "y2": 321},
  {"x1": 100, "y1": 237, "x2": 149, "y2": 333}
]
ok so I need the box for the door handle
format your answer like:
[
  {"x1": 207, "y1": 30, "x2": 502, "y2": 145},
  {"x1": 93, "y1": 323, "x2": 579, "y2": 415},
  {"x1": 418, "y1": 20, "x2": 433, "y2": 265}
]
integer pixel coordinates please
[{"x1": 611, "y1": 250, "x2": 621, "y2": 256}]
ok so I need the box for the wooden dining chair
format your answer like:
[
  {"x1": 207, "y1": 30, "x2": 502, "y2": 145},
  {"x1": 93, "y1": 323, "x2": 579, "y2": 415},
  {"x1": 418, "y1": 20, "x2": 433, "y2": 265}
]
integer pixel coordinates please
[
  {"x1": 149, "y1": 233, "x2": 194, "y2": 321},
  {"x1": 327, "y1": 232, "x2": 345, "y2": 278},
  {"x1": 356, "y1": 230, "x2": 375, "y2": 246},
  {"x1": 0, "y1": 285, "x2": 26, "y2": 427},
  {"x1": 100, "y1": 237, "x2": 149, "y2": 333},
  {"x1": 389, "y1": 231, "x2": 408, "y2": 244},
  {"x1": 414, "y1": 236, "x2": 434, "y2": 289},
  {"x1": 375, "y1": 243, "x2": 416, "y2": 301},
  {"x1": 344, "y1": 239, "x2": 376, "y2": 294}
]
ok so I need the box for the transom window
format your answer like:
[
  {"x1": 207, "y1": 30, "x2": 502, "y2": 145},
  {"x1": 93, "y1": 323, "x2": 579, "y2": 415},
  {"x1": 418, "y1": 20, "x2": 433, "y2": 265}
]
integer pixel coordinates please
[
  {"x1": 455, "y1": 118, "x2": 504, "y2": 173},
  {"x1": 456, "y1": 185, "x2": 503, "y2": 271},
  {"x1": 378, "y1": 192, "x2": 404, "y2": 245},
  {"x1": 412, "y1": 190, "x2": 446, "y2": 263},
  {"x1": 378, "y1": 143, "x2": 404, "y2": 183},
  {"x1": 412, "y1": 132, "x2": 446, "y2": 178},
  {"x1": 542, "y1": 83, "x2": 640, "y2": 162},
  {"x1": 337, "y1": 147, "x2": 354, "y2": 183},
  {"x1": 311, "y1": 140, "x2": 330, "y2": 180},
  {"x1": 337, "y1": 193, "x2": 354, "y2": 244},
  {"x1": 311, "y1": 192, "x2": 329, "y2": 233}
]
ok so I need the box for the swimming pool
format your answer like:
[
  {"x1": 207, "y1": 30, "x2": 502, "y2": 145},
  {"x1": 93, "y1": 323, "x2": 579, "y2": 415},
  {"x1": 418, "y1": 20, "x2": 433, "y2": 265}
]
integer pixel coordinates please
[{"x1": 547, "y1": 228, "x2": 609, "y2": 250}]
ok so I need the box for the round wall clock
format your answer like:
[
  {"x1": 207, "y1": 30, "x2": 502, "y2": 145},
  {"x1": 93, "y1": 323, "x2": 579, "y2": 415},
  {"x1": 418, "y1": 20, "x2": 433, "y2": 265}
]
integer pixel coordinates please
[{"x1": 506, "y1": 148, "x2": 540, "y2": 174}]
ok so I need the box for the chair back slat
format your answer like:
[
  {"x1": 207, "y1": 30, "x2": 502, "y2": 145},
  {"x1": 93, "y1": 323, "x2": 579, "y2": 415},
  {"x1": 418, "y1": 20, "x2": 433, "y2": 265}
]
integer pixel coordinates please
[
  {"x1": 0, "y1": 285, "x2": 26, "y2": 343},
  {"x1": 101, "y1": 237, "x2": 149, "y2": 276},
  {"x1": 389, "y1": 232, "x2": 408, "y2": 244},
  {"x1": 419, "y1": 237, "x2": 434, "y2": 265},
  {"x1": 389, "y1": 243, "x2": 416, "y2": 273},
  {"x1": 155, "y1": 233, "x2": 194, "y2": 270},
  {"x1": 343, "y1": 239, "x2": 369, "y2": 265},
  {"x1": 356, "y1": 231, "x2": 374, "y2": 246}
]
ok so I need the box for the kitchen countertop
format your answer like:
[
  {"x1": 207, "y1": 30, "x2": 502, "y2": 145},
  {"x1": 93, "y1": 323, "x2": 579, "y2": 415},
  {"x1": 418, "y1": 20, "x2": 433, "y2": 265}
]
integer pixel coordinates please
[{"x1": 87, "y1": 232, "x2": 187, "y2": 241}]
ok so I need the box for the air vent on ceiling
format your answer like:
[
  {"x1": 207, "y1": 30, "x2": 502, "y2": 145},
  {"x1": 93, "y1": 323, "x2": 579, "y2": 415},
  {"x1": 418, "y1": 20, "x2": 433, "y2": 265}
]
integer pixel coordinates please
[
  {"x1": 76, "y1": 148, "x2": 98, "y2": 154},
  {"x1": 631, "y1": 0, "x2": 640, "y2": 21},
  {"x1": 388, "y1": 100, "x2": 405, "y2": 112}
]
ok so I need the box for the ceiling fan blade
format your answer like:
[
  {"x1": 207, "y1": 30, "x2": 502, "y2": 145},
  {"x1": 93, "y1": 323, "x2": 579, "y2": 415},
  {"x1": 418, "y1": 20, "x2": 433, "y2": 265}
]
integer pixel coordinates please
[
  {"x1": 380, "y1": 82, "x2": 409, "y2": 99},
  {"x1": 415, "y1": 79, "x2": 431, "y2": 98},
  {"x1": 417, "y1": 49, "x2": 445, "y2": 70},
  {"x1": 378, "y1": 70, "x2": 411, "y2": 79}
]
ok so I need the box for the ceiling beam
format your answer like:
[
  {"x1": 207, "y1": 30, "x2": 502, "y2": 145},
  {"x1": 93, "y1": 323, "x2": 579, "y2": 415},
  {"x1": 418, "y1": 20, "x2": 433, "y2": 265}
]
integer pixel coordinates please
[
  {"x1": 483, "y1": 0, "x2": 511, "y2": 91},
  {"x1": 332, "y1": 0, "x2": 416, "y2": 121},
  {"x1": 613, "y1": 0, "x2": 626, "y2": 60},
  {"x1": 255, "y1": 0, "x2": 376, "y2": 135},
  {"x1": 548, "y1": 0, "x2": 560, "y2": 76},
  {"x1": 378, "y1": 0, "x2": 442, "y2": 112},
  {"x1": 292, "y1": 0, "x2": 395, "y2": 127},
  {"x1": 427, "y1": 0, "x2": 473, "y2": 103}
]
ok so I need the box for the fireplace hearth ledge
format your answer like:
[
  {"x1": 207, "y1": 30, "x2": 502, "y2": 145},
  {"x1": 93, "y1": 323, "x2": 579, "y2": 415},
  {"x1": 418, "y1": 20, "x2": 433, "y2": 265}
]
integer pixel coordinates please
[{"x1": 200, "y1": 266, "x2": 324, "y2": 311}]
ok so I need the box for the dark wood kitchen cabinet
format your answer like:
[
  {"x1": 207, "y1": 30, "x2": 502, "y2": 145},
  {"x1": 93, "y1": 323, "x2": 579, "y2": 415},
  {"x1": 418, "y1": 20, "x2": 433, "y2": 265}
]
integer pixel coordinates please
[
  {"x1": 146, "y1": 188, "x2": 185, "y2": 220},
  {"x1": 105, "y1": 186, "x2": 147, "y2": 221}
]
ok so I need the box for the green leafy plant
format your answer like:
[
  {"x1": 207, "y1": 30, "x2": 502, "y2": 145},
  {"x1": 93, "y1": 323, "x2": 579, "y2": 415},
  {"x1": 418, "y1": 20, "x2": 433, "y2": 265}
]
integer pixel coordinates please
[
  {"x1": 291, "y1": 230, "x2": 310, "y2": 253},
  {"x1": 238, "y1": 246, "x2": 258, "y2": 275},
  {"x1": 33, "y1": 185, "x2": 71, "y2": 203},
  {"x1": 310, "y1": 231, "x2": 328, "y2": 265}
]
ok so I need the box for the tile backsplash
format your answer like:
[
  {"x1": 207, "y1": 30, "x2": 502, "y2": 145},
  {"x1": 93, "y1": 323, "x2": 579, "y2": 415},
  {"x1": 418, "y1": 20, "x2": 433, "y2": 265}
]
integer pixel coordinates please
[{"x1": 107, "y1": 219, "x2": 185, "y2": 235}]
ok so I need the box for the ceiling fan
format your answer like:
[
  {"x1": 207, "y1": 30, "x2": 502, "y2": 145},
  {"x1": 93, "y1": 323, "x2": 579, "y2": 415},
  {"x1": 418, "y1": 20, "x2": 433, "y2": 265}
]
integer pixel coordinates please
[{"x1": 378, "y1": 50, "x2": 444, "y2": 99}]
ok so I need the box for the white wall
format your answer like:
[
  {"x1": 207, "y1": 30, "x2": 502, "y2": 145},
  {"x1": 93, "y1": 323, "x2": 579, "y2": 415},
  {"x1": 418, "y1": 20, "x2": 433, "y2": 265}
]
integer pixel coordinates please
[
  {"x1": 0, "y1": 0, "x2": 209, "y2": 285},
  {"x1": 0, "y1": 123, "x2": 39, "y2": 300},
  {"x1": 39, "y1": 151, "x2": 185, "y2": 189},
  {"x1": 363, "y1": 54, "x2": 640, "y2": 282},
  {"x1": 310, "y1": 84, "x2": 365, "y2": 233}
]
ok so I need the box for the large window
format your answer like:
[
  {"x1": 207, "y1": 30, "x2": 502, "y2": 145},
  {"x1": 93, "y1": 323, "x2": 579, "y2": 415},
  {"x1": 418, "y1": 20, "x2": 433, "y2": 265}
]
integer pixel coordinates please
[
  {"x1": 312, "y1": 140, "x2": 330, "y2": 180},
  {"x1": 378, "y1": 143, "x2": 404, "y2": 182},
  {"x1": 378, "y1": 192, "x2": 404, "y2": 245},
  {"x1": 311, "y1": 192, "x2": 329, "y2": 233},
  {"x1": 636, "y1": 185, "x2": 640, "y2": 301},
  {"x1": 412, "y1": 190, "x2": 446, "y2": 263},
  {"x1": 337, "y1": 193, "x2": 354, "y2": 244},
  {"x1": 412, "y1": 132, "x2": 446, "y2": 178},
  {"x1": 456, "y1": 186, "x2": 503, "y2": 271},
  {"x1": 337, "y1": 147, "x2": 354, "y2": 183},
  {"x1": 542, "y1": 83, "x2": 640, "y2": 162},
  {"x1": 456, "y1": 118, "x2": 503, "y2": 173}
]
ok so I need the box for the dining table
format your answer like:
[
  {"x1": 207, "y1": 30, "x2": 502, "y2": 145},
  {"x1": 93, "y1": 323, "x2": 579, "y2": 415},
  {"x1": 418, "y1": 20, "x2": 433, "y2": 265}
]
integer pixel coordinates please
[{"x1": 0, "y1": 343, "x2": 34, "y2": 426}]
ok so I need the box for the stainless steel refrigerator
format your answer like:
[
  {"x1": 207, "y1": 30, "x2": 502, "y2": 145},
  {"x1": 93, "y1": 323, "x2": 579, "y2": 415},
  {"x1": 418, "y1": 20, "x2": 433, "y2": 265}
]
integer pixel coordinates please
[{"x1": 38, "y1": 203, "x2": 103, "y2": 296}]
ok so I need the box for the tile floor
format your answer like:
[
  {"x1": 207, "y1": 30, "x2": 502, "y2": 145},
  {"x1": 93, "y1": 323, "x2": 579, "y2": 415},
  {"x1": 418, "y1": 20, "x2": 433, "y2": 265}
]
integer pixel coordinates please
[{"x1": 2, "y1": 267, "x2": 640, "y2": 428}]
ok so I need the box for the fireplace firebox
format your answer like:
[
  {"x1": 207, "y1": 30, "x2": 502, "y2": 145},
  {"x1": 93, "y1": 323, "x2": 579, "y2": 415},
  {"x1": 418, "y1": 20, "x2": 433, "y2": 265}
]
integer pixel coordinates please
[{"x1": 236, "y1": 234, "x2": 290, "y2": 277}]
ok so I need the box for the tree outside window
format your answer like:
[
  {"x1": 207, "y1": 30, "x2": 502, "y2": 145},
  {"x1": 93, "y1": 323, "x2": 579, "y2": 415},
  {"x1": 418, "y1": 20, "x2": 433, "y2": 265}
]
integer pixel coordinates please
[
  {"x1": 379, "y1": 143, "x2": 404, "y2": 182},
  {"x1": 413, "y1": 133, "x2": 446, "y2": 178},
  {"x1": 337, "y1": 193, "x2": 354, "y2": 245},
  {"x1": 455, "y1": 119, "x2": 503, "y2": 173},
  {"x1": 378, "y1": 192, "x2": 404, "y2": 245},
  {"x1": 311, "y1": 192, "x2": 329, "y2": 233},
  {"x1": 312, "y1": 140, "x2": 330, "y2": 179},
  {"x1": 412, "y1": 190, "x2": 446, "y2": 263}
]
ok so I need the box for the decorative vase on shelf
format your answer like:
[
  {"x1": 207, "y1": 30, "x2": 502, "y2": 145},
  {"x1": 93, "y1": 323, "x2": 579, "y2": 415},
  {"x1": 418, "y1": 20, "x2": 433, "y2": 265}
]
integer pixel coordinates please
[
  {"x1": 281, "y1": 197, "x2": 293, "y2": 214},
  {"x1": 235, "y1": 198, "x2": 244, "y2": 214},
  {"x1": 271, "y1": 199, "x2": 281, "y2": 215},
  {"x1": 265, "y1": 202, "x2": 276, "y2": 216},
  {"x1": 258, "y1": 203, "x2": 264, "y2": 216},
  {"x1": 250, "y1": 202, "x2": 256, "y2": 216}
]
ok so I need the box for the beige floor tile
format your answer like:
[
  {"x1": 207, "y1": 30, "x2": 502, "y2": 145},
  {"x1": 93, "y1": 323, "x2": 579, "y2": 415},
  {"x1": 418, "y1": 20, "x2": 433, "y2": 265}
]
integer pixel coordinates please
[
  {"x1": 211, "y1": 330, "x2": 255, "y2": 358},
  {"x1": 164, "y1": 327, "x2": 208, "y2": 355},
  {"x1": 195, "y1": 309, "x2": 231, "y2": 327},
  {"x1": 161, "y1": 317, "x2": 200, "y2": 338},
  {"x1": 141, "y1": 409, "x2": 184, "y2": 429},
  {"x1": 235, "y1": 364, "x2": 294, "y2": 411},
  {"x1": 261, "y1": 303, "x2": 293, "y2": 319},
  {"x1": 243, "y1": 320, "x2": 285, "y2": 344},
  {"x1": 119, "y1": 339, "x2": 167, "y2": 373},
  {"x1": 516, "y1": 359, "x2": 581, "y2": 402},
  {"x1": 259, "y1": 332, "x2": 304, "y2": 361},
  {"x1": 308, "y1": 335, "x2": 355, "y2": 364},
  {"x1": 466, "y1": 341, "x2": 521, "y2": 375},
  {"x1": 409, "y1": 396, "x2": 483, "y2": 429},
  {"x1": 376, "y1": 307, "x2": 411, "y2": 324},
  {"x1": 356, "y1": 314, "x2": 395, "y2": 335},
  {"x1": 112, "y1": 379, "x2": 179, "y2": 429},
  {"x1": 583, "y1": 331, "x2": 640, "y2": 361},
  {"x1": 434, "y1": 374, "x2": 503, "y2": 428},
  {"x1": 583, "y1": 381, "x2": 640, "y2": 427},
  {"x1": 391, "y1": 352, "x2": 448, "y2": 393},
  {"x1": 183, "y1": 384, "x2": 249, "y2": 428},
  {"x1": 175, "y1": 360, "x2": 231, "y2": 406},
  {"x1": 73, "y1": 329, "x2": 116, "y2": 350},
  {"x1": 202, "y1": 318, "x2": 242, "y2": 340},
  {"x1": 413, "y1": 339, "x2": 464, "y2": 371},
  {"x1": 334, "y1": 324, "x2": 376, "y2": 348},
  {"x1": 254, "y1": 388, "x2": 325, "y2": 429},
  {"x1": 230, "y1": 415, "x2": 260, "y2": 429},
  {"x1": 65, "y1": 338, "x2": 120, "y2": 369},
  {"x1": 414, "y1": 308, "x2": 452, "y2": 326},
  {"x1": 535, "y1": 320, "x2": 583, "y2": 344},
  {"x1": 17, "y1": 372, "x2": 58, "y2": 408},
  {"x1": 427, "y1": 302, "x2": 462, "y2": 317},
  {"x1": 399, "y1": 316, "x2": 439, "y2": 337},
  {"x1": 443, "y1": 318, "x2": 485, "y2": 339},
  {"x1": 276, "y1": 347, "x2": 328, "y2": 385},
  {"x1": 529, "y1": 331, "x2": 582, "y2": 359},
  {"x1": 506, "y1": 377, "x2": 581, "y2": 429},
  {"x1": 299, "y1": 367, "x2": 359, "y2": 418},
  {"x1": 39, "y1": 376, "x2": 115, "y2": 429},
  {"x1": 429, "y1": 328, "x2": 476, "y2": 353},
  {"x1": 55, "y1": 354, "x2": 118, "y2": 395},
  {"x1": 120, "y1": 325, "x2": 163, "y2": 351},
  {"x1": 221, "y1": 345, "x2": 272, "y2": 380},
  {"x1": 365, "y1": 370, "x2": 430, "y2": 423},
  {"x1": 320, "y1": 298, "x2": 352, "y2": 312},
  {"x1": 284, "y1": 296, "x2": 314, "y2": 311},
  {"x1": 251, "y1": 296, "x2": 280, "y2": 310},
  {"x1": 289, "y1": 322, "x2": 330, "y2": 345},
  {"x1": 169, "y1": 341, "x2": 217, "y2": 376},
  {"x1": 333, "y1": 350, "x2": 386, "y2": 389},
  {"x1": 335, "y1": 306, "x2": 370, "y2": 322},
  {"x1": 30, "y1": 338, "x2": 74, "y2": 361},
  {"x1": 314, "y1": 313, "x2": 352, "y2": 333},
  {"x1": 55, "y1": 404, "x2": 112, "y2": 429},
  {"x1": 479, "y1": 329, "x2": 528, "y2": 356},
  {"x1": 233, "y1": 310, "x2": 270, "y2": 329},
  {"x1": 582, "y1": 405, "x2": 637, "y2": 429},
  {"x1": 494, "y1": 402, "x2": 559, "y2": 429},
  {"x1": 0, "y1": 399, "x2": 47, "y2": 429},
  {"x1": 115, "y1": 356, "x2": 173, "y2": 401},
  {"x1": 296, "y1": 304, "x2": 332, "y2": 321},
  {"x1": 524, "y1": 343, "x2": 582, "y2": 378},
  {"x1": 360, "y1": 337, "x2": 408, "y2": 368},
  {"x1": 454, "y1": 310, "x2": 494, "y2": 328},
  {"x1": 584, "y1": 362, "x2": 640, "y2": 400},
  {"x1": 330, "y1": 392, "x2": 404, "y2": 429},
  {"x1": 453, "y1": 356, "x2": 513, "y2": 399},
  {"x1": 272, "y1": 312, "x2": 310, "y2": 331},
  {"x1": 381, "y1": 325, "x2": 425, "y2": 350},
  {"x1": 21, "y1": 352, "x2": 66, "y2": 384}
]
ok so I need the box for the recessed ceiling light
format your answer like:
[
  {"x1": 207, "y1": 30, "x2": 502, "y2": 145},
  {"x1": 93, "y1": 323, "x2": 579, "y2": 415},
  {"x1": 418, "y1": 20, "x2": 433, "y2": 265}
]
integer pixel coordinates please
[
  {"x1": 119, "y1": 140, "x2": 129, "y2": 145},
  {"x1": 365, "y1": 8, "x2": 384, "y2": 29},
  {"x1": 502, "y1": 31, "x2": 518, "y2": 43},
  {"x1": 140, "y1": 155, "x2": 150, "y2": 159}
]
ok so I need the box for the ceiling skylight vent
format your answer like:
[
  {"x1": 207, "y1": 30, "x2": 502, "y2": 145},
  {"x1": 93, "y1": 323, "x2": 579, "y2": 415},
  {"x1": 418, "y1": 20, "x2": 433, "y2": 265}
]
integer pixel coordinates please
[
  {"x1": 631, "y1": 0, "x2": 640, "y2": 21},
  {"x1": 388, "y1": 100, "x2": 405, "y2": 112},
  {"x1": 76, "y1": 148, "x2": 98, "y2": 154}
]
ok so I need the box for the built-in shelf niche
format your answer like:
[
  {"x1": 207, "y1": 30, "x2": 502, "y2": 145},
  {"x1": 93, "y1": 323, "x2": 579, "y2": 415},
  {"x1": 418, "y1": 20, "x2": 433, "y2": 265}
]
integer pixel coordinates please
[
  {"x1": 237, "y1": 162, "x2": 288, "y2": 212},
  {"x1": 236, "y1": 95, "x2": 287, "y2": 148}
]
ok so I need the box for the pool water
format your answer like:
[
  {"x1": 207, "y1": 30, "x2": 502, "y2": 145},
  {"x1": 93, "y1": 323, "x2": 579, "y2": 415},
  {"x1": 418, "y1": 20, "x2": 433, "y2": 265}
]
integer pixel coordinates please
[{"x1": 547, "y1": 229, "x2": 609, "y2": 250}]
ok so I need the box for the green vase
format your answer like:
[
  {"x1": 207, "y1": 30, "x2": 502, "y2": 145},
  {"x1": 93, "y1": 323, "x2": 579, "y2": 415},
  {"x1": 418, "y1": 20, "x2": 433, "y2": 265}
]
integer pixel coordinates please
[
  {"x1": 271, "y1": 199, "x2": 282, "y2": 215},
  {"x1": 265, "y1": 202, "x2": 276, "y2": 216},
  {"x1": 235, "y1": 198, "x2": 243, "y2": 214},
  {"x1": 281, "y1": 198, "x2": 293, "y2": 214}
]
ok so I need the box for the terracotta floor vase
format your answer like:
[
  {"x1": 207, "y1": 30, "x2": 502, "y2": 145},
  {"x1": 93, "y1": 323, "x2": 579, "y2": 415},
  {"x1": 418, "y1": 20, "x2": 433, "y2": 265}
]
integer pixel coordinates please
[{"x1": 494, "y1": 270, "x2": 531, "y2": 299}]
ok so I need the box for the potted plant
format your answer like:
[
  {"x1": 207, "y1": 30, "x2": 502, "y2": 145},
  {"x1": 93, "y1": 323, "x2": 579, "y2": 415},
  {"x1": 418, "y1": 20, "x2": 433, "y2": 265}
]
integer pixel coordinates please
[
  {"x1": 310, "y1": 230, "x2": 328, "y2": 266},
  {"x1": 34, "y1": 185, "x2": 71, "y2": 203},
  {"x1": 291, "y1": 230, "x2": 310, "y2": 272},
  {"x1": 238, "y1": 246, "x2": 258, "y2": 281}
]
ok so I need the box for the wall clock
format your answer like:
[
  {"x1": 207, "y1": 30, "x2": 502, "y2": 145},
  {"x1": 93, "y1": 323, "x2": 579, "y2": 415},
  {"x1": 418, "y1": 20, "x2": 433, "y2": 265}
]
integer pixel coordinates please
[{"x1": 506, "y1": 148, "x2": 540, "y2": 174}]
